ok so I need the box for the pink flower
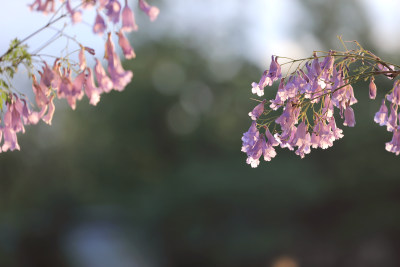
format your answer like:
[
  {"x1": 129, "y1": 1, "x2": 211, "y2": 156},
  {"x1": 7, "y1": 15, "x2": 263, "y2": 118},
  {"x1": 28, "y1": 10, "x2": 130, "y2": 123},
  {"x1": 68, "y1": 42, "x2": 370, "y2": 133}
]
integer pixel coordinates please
[
  {"x1": 93, "y1": 11, "x2": 107, "y2": 35},
  {"x1": 343, "y1": 106, "x2": 356, "y2": 127},
  {"x1": 58, "y1": 69, "x2": 85, "y2": 110},
  {"x1": 94, "y1": 59, "x2": 113, "y2": 93},
  {"x1": 369, "y1": 77, "x2": 377, "y2": 99},
  {"x1": 2, "y1": 127, "x2": 19, "y2": 152},
  {"x1": 387, "y1": 80, "x2": 400, "y2": 106},
  {"x1": 121, "y1": 0, "x2": 138, "y2": 32},
  {"x1": 261, "y1": 135, "x2": 277, "y2": 162},
  {"x1": 42, "y1": 95, "x2": 55, "y2": 125},
  {"x1": 105, "y1": 33, "x2": 133, "y2": 91},
  {"x1": 105, "y1": 0, "x2": 121, "y2": 24},
  {"x1": 374, "y1": 99, "x2": 388, "y2": 126},
  {"x1": 85, "y1": 68, "x2": 102, "y2": 106},
  {"x1": 241, "y1": 121, "x2": 259, "y2": 154},
  {"x1": 32, "y1": 75, "x2": 50, "y2": 109},
  {"x1": 248, "y1": 100, "x2": 265, "y2": 121},
  {"x1": 386, "y1": 127, "x2": 400, "y2": 155},
  {"x1": 139, "y1": 0, "x2": 160, "y2": 22},
  {"x1": 29, "y1": 0, "x2": 55, "y2": 14},
  {"x1": 386, "y1": 104, "x2": 398, "y2": 132},
  {"x1": 267, "y1": 55, "x2": 282, "y2": 83},
  {"x1": 117, "y1": 31, "x2": 136, "y2": 59}
]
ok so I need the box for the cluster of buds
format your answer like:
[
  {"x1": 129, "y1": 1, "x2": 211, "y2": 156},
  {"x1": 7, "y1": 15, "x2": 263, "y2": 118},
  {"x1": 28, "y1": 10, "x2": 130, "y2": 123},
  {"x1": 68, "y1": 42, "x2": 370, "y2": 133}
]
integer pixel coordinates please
[
  {"x1": 242, "y1": 40, "x2": 400, "y2": 167},
  {"x1": 0, "y1": 0, "x2": 159, "y2": 152}
]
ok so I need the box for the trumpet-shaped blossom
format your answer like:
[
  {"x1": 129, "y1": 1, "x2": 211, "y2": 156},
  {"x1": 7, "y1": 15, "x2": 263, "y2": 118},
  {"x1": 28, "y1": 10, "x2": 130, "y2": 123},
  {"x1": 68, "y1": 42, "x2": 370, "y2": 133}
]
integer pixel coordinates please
[
  {"x1": 387, "y1": 80, "x2": 400, "y2": 106},
  {"x1": 374, "y1": 99, "x2": 388, "y2": 126},
  {"x1": 105, "y1": 33, "x2": 133, "y2": 91},
  {"x1": 93, "y1": 12, "x2": 107, "y2": 35},
  {"x1": 248, "y1": 100, "x2": 265, "y2": 120},
  {"x1": 343, "y1": 107, "x2": 356, "y2": 127},
  {"x1": 386, "y1": 104, "x2": 398, "y2": 132},
  {"x1": 369, "y1": 77, "x2": 377, "y2": 99},
  {"x1": 105, "y1": 0, "x2": 121, "y2": 23},
  {"x1": 117, "y1": 31, "x2": 136, "y2": 59},
  {"x1": 85, "y1": 68, "x2": 102, "y2": 106},
  {"x1": 139, "y1": 0, "x2": 160, "y2": 21},
  {"x1": 94, "y1": 59, "x2": 113, "y2": 93},
  {"x1": 121, "y1": 0, "x2": 138, "y2": 32},
  {"x1": 386, "y1": 127, "x2": 400, "y2": 155}
]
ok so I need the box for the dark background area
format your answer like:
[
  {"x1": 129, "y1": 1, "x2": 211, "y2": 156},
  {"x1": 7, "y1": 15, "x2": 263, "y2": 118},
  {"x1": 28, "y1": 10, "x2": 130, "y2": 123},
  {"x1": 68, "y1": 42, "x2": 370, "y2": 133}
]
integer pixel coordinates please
[{"x1": 1, "y1": 0, "x2": 400, "y2": 266}]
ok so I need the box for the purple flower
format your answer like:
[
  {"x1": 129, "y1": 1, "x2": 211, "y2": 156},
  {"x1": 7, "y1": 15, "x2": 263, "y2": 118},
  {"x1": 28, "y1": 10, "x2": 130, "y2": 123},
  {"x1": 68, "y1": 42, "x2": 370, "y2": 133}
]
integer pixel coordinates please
[
  {"x1": 328, "y1": 117, "x2": 343, "y2": 140},
  {"x1": 105, "y1": 33, "x2": 133, "y2": 91},
  {"x1": 386, "y1": 127, "x2": 400, "y2": 155},
  {"x1": 267, "y1": 55, "x2": 281, "y2": 83},
  {"x1": 241, "y1": 121, "x2": 259, "y2": 154},
  {"x1": 42, "y1": 95, "x2": 55, "y2": 125},
  {"x1": 58, "y1": 69, "x2": 85, "y2": 110},
  {"x1": 369, "y1": 77, "x2": 377, "y2": 99},
  {"x1": 117, "y1": 31, "x2": 136, "y2": 59},
  {"x1": 105, "y1": 0, "x2": 121, "y2": 24},
  {"x1": 387, "y1": 80, "x2": 400, "y2": 106},
  {"x1": 293, "y1": 121, "x2": 311, "y2": 158},
  {"x1": 85, "y1": 68, "x2": 102, "y2": 106},
  {"x1": 246, "y1": 137, "x2": 263, "y2": 168},
  {"x1": 377, "y1": 63, "x2": 395, "y2": 80},
  {"x1": 248, "y1": 100, "x2": 265, "y2": 120},
  {"x1": 93, "y1": 11, "x2": 106, "y2": 35},
  {"x1": 265, "y1": 128, "x2": 279, "y2": 147},
  {"x1": 2, "y1": 127, "x2": 19, "y2": 152},
  {"x1": 139, "y1": 0, "x2": 160, "y2": 22},
  {"x1": 251, "y1": 70, "x2": 271, "y2": 97},
  {"x1": 121, "y1": 0, "x2": 138, "y2": 32},
  {"x1": 374, "y1": 99, "x2": 388, "y2": 126},
  {"x1": 32, "y1": 75, "x2": 49, "y2": 109},
  {"x1": 343, "y1": 106, "x2": 356, "y2": 127},
  {"x1": 386, "y1": 104, "x2": 398, "y2": 132},
  {"x1": 94, "y1": 59, "x2": 113, "y2": 93},
  {"x1": 261, "y1": 135, "x2": 277, "y2": 162}
]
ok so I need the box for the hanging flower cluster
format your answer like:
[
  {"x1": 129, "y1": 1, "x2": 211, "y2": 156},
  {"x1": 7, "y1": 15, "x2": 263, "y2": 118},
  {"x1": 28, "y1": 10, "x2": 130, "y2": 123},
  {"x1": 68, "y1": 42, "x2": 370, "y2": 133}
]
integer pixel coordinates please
[
  {"x1": 0, "y1": 0, "x2": 159, "y2": 152},
  {"x1": 242, "y1": 40, "x2": 400, "y2": 167}
]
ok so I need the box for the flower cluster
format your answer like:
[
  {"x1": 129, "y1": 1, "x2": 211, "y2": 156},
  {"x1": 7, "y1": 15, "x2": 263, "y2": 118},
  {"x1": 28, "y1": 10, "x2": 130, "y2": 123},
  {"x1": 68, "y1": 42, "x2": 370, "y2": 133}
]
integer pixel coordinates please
[
  {"x1": 242, "y1": 41, "x2": 400, "y2": 167},
  {"x1": 0, "y1": 0, "x2": 159, "y2": 152}
]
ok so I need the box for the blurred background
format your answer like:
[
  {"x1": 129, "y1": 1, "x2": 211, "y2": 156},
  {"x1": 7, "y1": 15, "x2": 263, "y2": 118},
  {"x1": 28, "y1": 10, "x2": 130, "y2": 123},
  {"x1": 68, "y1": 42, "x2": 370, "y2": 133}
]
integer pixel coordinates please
[{"x1": 1, "y1": 0, "x2": 400, "y2": 266}]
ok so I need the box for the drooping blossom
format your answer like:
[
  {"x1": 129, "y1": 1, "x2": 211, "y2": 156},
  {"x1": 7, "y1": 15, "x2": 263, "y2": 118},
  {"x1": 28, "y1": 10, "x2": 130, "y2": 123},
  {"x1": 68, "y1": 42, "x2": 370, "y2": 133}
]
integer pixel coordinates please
[
  {"x1": 105, "y1": 33, "x2": 133, "y2": 91},
  {"x1": 58, "y1": 69, "x2": 85, "y2": 110},
  {"x1": 139, "y1": 0, "x2": 160, "y2": 21},
  {"x1": 85, "y1": 68, "x2": 103, "y2": 106},
  {"x1": 241, "y1": 121, "x2": 259, "y2": 154},
  {"x1": 343, "y1": 106, "x2": 356, "y2": 127},
  {"x1": 369, "y1": 76, "x2": 377, "y2": 99},
  {"x1": 386, "y1": 127, "x2": 400, "y2": 155},
  {"x1": 93, "y1": 11, "x2": 107, "y2": 35},
  {"x1": 266, "y1": 55, "x2": 282, "y2": 83},
  {"x1": 117, "y1": 31, "x2": 136, "y2": 59},
  {"x1": 121, "y1": 0, "x2": 138, "y2": 32},
  {"x1": 387, "y1": 80, "x2": 400, "y2": 106},
  {"x1": 374, "y1": 99, "x2": 388, "y2": 126},
  {"x1": 105, "y1": 0, "x2": 121, "y2": 23},
  {"x1": 94, "y1": 59, "x2": 113, "y2": 93},
  {"x1": 386, "y1": 104, "x2": 398, "y2": 132},
  {"x1": 248, "y1": 100, "x2": 265, "y2": 121}
]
